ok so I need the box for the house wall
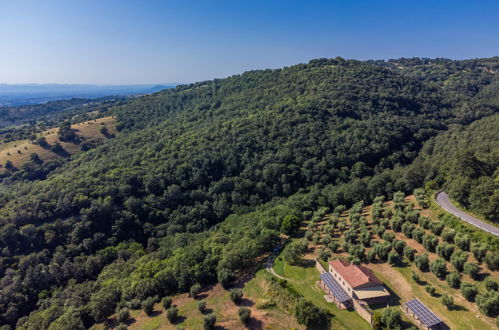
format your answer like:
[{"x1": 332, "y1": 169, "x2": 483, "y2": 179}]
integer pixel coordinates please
[{"x1": 328, "y1": 264, "x2": 354, "y2": 298}]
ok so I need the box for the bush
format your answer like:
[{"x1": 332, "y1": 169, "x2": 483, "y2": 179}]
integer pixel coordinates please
[
  {"x1": 393, "y1": 240, "x2": 406, "y2": 254},
  {"x1": 197, "y1": 300, "x2": 207, "y2": 313},
  {"x1": 190, "y1": 283, "x2": 202, "y2": 298},
  {"x1": 471, "y1": 243, "x2": 488, "y2": 262},
  {"x1": 451, "y1": 250, "x2": 468, "y2": 272},
  {"x1": 403, "y1": 246, "x2": 415, "y2": 261},
  {"x1": 461, "y1": 283, "x2": 478, "y2": 302},
  {"x1": 116, "y1": 324, "x2": 127, "y2": 330},
  {"x1": 463, "y1": 262, "x2": 480, "y2": 280},
  {"x1": 411, "y1": 271, "x2": 421, "y2": 284},
  {"x1": 142, "y1": 297, "x2": 155, "y2": 316},
  {"x1": 116, "y1": 308, "x2": 129, "y2": 323},
  {"x1": 382, "y1": 307, "x2": 402, "y2": 329},
  {"x1": 162, "y1": 296, "x2": 172, "y2": 310},
  {"x1": 485, "y1": 277, "x2": 498, "y2": 291},
  {"x1": 476, "y1": 291, "x2": 499, "y2": 316},
  {"x1": 485, "y1": 251, "x2": 499, "y2": 271},
  {"x1": 230, "y1": 288, "x2": 243, "y2": 304},
  {"x1": 441, "y1": 229, "x2": 455, "y2": 243},
  {"x1": 430, "y1": 258, "x2": 447, "y2": 279},
  {"x1": 425, "y1": 284, "x2": 436, "y2": 296},
  {"x1": 430, "y1": 222, "x2": 445, "y2": 236},
  {"x1": 446, "y1": 272, "x2": 461, "y2": 289},
  {"x1": 238, "y1": 307, "x2": 251, "y2": 324},
  {"x1": 422, "y1": 233, "x2": 439, "y2": 252},
  {"x1": 455, "y1": 234, "x2": 471, "y2": 251},
  {"x1": 166, "y1": 306, "x2": 179, "y2": 323},
  {"x1": 382, "y1": 232, "x2": 396, "y2": 243},
  {"x1": 204, "y1": 313, "x2": 216, "y2": 329},
  {"x1": 441, "y1": 294, "x2": 454, "y2": 310},
  {"x1": 436, "y1": 243, "x2": 454, "y2": 261},
  {"x1": 294, "y1": 298, "x2": 330, "y2": 328},
  {"x1": 367, "y1": 249, "x2": 377, "y2": 262},
  {"x1": 281, "y1": 214, "x2": 301, "y2": 235},
  {"x1": 412, "y1": 228, "x2": 424, "y2": 243},
  {"x1": 415, "y1": 254, "x2": 430, "y2": 272},
  {"x1": 388, "y1": 251, "x2": 400, "y2": 265}
]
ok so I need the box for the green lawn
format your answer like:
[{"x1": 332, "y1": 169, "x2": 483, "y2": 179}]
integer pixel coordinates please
[{"x1": 272, "y1": 257, "x2": 371, "y2": 330}]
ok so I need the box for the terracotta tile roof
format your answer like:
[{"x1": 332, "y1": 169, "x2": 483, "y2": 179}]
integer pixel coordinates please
[{"x1": 329, "y1": 259, "x2": 382, "y2": 288}]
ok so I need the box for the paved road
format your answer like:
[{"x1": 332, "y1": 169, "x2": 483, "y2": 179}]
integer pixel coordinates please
[{"x1": 435, "y1": 191, "x2": 499, "y2": 237}]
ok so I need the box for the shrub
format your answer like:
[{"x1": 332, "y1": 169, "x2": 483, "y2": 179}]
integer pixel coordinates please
[
  {"x1": 116, "y1": 324, "x2": 127, "y2": 330},
  {"x1": 430, "y1": 258, "x2": 447, "y2": 278},
  {"x1": 294, "y1": 298, "x2": 330, "y2": 328},
  {"x1": 190, "y1": 283, "x2": 202, "y2": 298},
  {"x1": 412, "y1": 228, "x2": 424, "y2": 243},
  {"x1": 446, "y1": 272, "x2": 461, "y2": 289},
  {"x1": 441, "y1": 229, "x2": 455, "y2": 243},
  {"x1": 451, "y1": 250, "x2": 468, "y2": 272},
  {"x1": 430, "y1": 222, "x2": 445, "y2": 236},
  {"x1": 142, "y1": 297, "x2": 155, "y2": 316},
  {"x1": 197, "y1": 300, "x2": 207, "y2": 313},
  {"x1": 485, "y1": 277, "x2": 498, "y2": 291},
  {"x1": 461, "y1": 283, "x2": 478, "y2": 302},
  {"x1": 422, "y1": 233, "x2": 439, "y2": 252},
  {"x1": 382, "y1": 307, "x2": 402, "y2": 329},
  {"x1": 411, "y1": 271, "x2": 421, "y2": 284},
  {"x1": 425, "y1": 284, "x2": 436, "y2": 296},
  {"x1": 388, "y1": 251, "x2": 400, "y2": 265},
  {"x1": 403, "y1": 246, "x2": 415, "y2": 261},
  {"x1": 238, "y1": 307, "x2": 251, "y2": 324},
  {"x1": 162, "y1": 296, "x2": 172, "y2": 310},
  {"x1": 415, "y1": 254, "x2": 429, "y2": 272},
  {"x1": 116, "y1": 308, "x2": 129, "y2": 323},
  {"x1": 471, "y1": 243, "x2": 488, "y2": 262},
  {"x1": 463, "y1": 262, "x2": 480, "y2": 280},
  {"x1": 393, "y1": 240, "x2": 406, "y2": 254},
  {"x1": 441, "y1": 294, "x2": 454, "y2": 310},
  {"x1": 166, "y1": 306, "x2": 179, "y2": 323},
  {"x1": 485, "y1": 251, "x2": 499, "y2": 271},
  {"x1": 455, "y1": 234, "x2": 471, "y2": 251},
  {"x1": 280, "y1": 215, "x2": 301, "y2": 235},
  {"x1": 382, "y1": 232, "x2": 396, "y2": 243},
  {"x1": 367, "y1": 249, "x2": 377, "y2": 262},
  {"x1": 436, "y1": 243, "x2": 454, "y2": 261},
  {"x1": 319, "y1": 248, "x2": 330, "y2": 262},
  {"x1": 230, "y1": 288, "x2": 243, "y2": 304},
  {"x1": 204, "y1": 313, "x2": 216, "y2": 329},
  {"x1": 476, "y1": 291, "x2": 499, "y2": 316}
]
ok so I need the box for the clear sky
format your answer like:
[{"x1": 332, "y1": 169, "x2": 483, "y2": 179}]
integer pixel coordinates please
[{"x1": 1, "y1": 0, "x2": 498, "y2": 84}]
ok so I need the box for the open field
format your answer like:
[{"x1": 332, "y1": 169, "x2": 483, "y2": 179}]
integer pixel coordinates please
[
  {"x1": 92, "y1": 271, "x2": 303, "y2": 330},
  {"x1": 0, "y1": 116, "x2": 116, "y2": 171}
]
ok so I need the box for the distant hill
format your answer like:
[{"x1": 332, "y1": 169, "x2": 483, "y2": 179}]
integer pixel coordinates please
[{"x1": 0, "y1": 83, "x2": 176, "y2": 106}]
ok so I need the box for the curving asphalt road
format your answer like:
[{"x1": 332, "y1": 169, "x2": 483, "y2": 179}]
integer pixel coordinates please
[{"x1": 435, "y1": 191, "x2": 499, "y2": 237}]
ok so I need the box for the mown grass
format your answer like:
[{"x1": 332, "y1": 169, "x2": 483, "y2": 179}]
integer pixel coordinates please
[{"x1": 273, "y1": 256, "x2": 371, "y2": 330}]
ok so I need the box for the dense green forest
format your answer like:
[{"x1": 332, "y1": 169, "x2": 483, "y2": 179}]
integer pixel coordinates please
[{"x1": 0, "y1": 57, "x2": 498, "y2": 329}]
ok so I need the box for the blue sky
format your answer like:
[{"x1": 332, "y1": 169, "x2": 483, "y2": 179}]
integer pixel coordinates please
[{"x1": 0, "y1": 0, "x2": 498, "y2": 84}]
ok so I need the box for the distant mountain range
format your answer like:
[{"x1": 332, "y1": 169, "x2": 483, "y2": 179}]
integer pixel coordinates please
[{"x1": 0, "y1": 83, "x2": 177, "y2": 106}]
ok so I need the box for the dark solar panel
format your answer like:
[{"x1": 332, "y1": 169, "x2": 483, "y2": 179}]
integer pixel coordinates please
[
  {"x1": 320, "y1": 272, "x2": 351, "y2": 303},
  {"x1": 405, "y1": 298, "x2": 442, "y2": 327}
]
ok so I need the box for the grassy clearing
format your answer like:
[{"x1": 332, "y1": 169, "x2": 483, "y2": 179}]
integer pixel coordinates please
[
  {"x1": 93, "y1": 271, "x2": 302, "y2": 330},
  {"x1": 273, "y1": 256, "x2": 371, "y2": 330},
  {"x1": 0, "y1": 116, "x2": 116, "y2": 171}
]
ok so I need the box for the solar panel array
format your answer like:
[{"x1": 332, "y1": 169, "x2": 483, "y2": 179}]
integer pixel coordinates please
[
  {"x1": 405, "y1": 298, "x2": 442, "y2": 327},
  {"x1": 320, "y1": 272, "x2": 351, "y2": 303}
]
